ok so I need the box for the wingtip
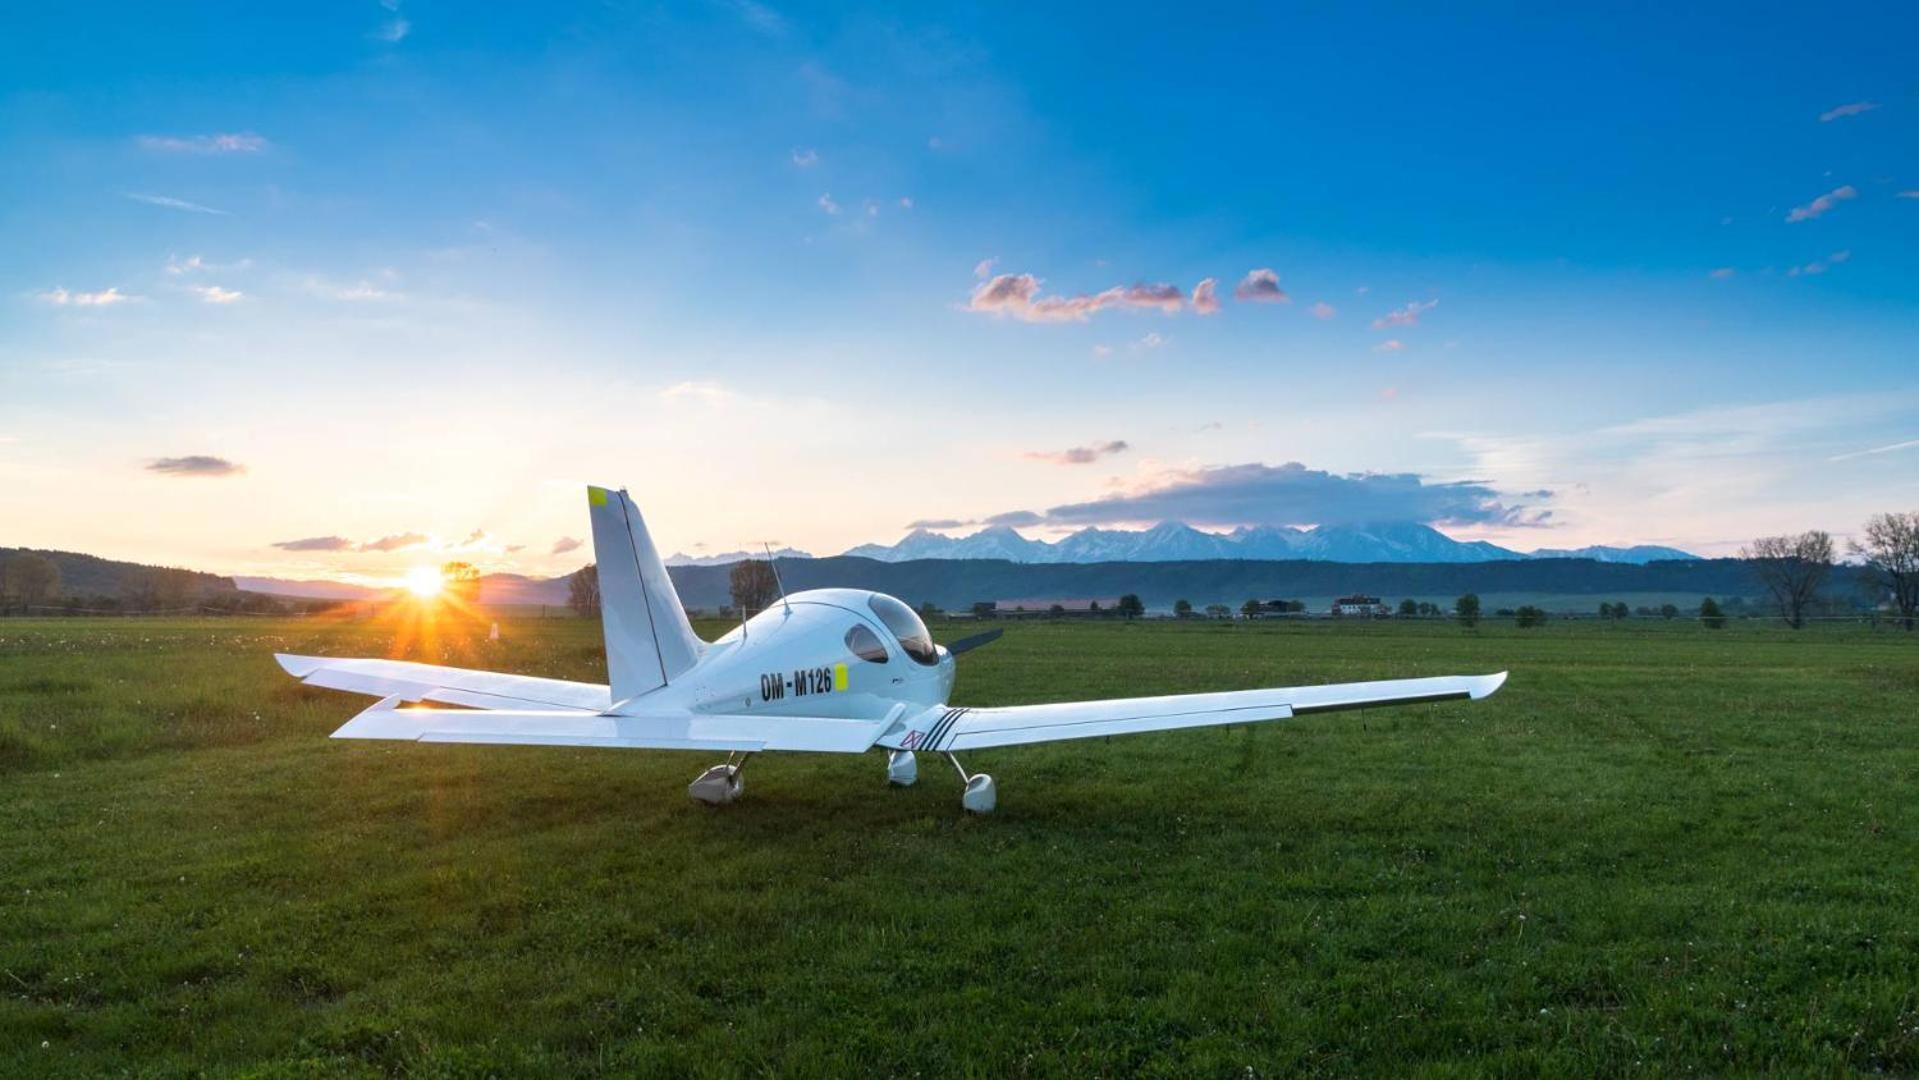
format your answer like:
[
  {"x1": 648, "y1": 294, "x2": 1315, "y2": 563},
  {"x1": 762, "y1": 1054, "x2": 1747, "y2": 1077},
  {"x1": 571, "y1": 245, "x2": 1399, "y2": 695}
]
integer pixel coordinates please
[
  {"x1": 274, "y1": 653, "x2": 321, "y2": 678},
  {"x1": 1470, "y1": 671, "x2": 1509, "y2": 700}
]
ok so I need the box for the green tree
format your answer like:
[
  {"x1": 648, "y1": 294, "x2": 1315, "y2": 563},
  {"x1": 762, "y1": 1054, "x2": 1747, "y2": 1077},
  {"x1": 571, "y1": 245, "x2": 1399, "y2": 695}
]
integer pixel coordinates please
[
  {"x1": 1698, "y1": 596, "x2": 1726, "y2": 629},
  {"x1": 1240, "y1": 598, "x2": 1262, "y2": 619},
  {"x1": 1742, "y1": 531, "x2": 1834, "y2": 629},
  {"x1": 1398, "y1": 598, "x2": 1419, "y2": 617},
  {"x1": 566, "y1": 564, "x2": 600, "y2": 617},
  {"x1": 1116, "y1": 594, "x2": 1145, "y2": 620},
  {"x1": 441, "y1": 561, "x2": 482, "y2": 606},
  {"x1": 1172, "y1": 598, "x2": 1193, "y2": 619},
  {"x1": 1852, "y1": 511, "x2": 1919, "y2": 631},
  {"x1": 1204, "y1": 603, "x2": 1231, "y2": 619},
  {"x1": 1514, "y1": 605, "x2": 1548, "y2": 628},
  {"x1": 1455, "y1": 593, "x2": 1481, "y2": 627},
  {"x1": 0, "y1": 553, "x2": 60, "y2": 614},
  {"x1": 730, "y1": 559, "x2": 780, "y2": 615},
  {"x1": 1659, "y1": 603, "x2": 1679, "y2": 620}
]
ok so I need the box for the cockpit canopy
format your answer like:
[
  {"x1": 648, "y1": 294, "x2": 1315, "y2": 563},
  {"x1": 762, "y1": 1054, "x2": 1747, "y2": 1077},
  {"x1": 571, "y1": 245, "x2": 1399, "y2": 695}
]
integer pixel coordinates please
[{"x1": 867, "y1": 593, "x2": 938, "y2": 666}]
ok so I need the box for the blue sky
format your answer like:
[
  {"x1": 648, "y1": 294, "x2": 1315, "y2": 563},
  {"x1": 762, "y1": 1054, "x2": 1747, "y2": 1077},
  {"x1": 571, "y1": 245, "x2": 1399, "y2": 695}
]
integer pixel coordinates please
[{"x1": 3, "y1": 2, "x2": 1916, "y2": 580}]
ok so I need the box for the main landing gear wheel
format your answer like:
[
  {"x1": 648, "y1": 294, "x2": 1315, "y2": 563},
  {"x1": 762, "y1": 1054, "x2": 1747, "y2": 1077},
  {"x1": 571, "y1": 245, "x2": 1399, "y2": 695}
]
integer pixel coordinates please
[
  {"x1": 946, "y1": 752, "x2": 996, "y2": 814},
  {"x1": 688, "y1": 752, "x2": 750, "y2": 805},
  {"x1": 886, "y1": 749, "x2": 918, "y2": 786}
]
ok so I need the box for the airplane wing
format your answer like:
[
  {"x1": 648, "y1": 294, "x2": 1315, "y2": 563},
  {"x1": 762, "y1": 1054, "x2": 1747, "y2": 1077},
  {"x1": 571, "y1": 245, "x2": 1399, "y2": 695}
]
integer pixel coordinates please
[
  {"x1": 884, "y1": 672, "x2": 1507, "y2": 752},
  {"x1": 328, "y1": 694, "x2": 893, "y2": 753},
  {"x1": 276, "y1": 653, "x2": 612, "y2": 713}
]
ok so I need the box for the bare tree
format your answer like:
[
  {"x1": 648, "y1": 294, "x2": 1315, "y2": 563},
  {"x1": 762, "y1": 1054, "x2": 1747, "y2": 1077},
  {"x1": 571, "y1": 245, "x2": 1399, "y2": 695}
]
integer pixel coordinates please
[
  {"x1": 1852, "y1": 512, "x2": 1919, "y2": 631},
  {"x1": 1, "y1": 553, "x2": 60, "y2": 614},
  {"x1": 729, "y1": 559, "x2": 780, "y2": 615},
  {"x1": 1742, "y1": 531, "x2": 1834, "y2": 629},
  {"x1": 567, "y1": 563, "x2": 601, "y2": 618}
]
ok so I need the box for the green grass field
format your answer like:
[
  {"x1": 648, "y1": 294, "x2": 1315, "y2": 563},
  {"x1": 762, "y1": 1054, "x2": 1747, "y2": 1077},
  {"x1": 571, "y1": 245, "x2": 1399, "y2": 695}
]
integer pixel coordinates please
[{"x1": 3, "y1": 614, "x2": 1917, "y2": 1075}]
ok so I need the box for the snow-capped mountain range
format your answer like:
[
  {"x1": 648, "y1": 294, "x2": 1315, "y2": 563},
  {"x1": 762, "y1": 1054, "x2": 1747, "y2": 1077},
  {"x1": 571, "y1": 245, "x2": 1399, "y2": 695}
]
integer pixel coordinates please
[{"x1": 831, "y1": 521, "x2": 1699, "y2": 565}]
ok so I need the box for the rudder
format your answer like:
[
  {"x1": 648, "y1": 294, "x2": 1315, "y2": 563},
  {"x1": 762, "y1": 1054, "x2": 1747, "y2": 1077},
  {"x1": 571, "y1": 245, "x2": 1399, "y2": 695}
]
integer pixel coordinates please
[{"x1": 585, "y1": 485, "x2": 705, "y2": 702}]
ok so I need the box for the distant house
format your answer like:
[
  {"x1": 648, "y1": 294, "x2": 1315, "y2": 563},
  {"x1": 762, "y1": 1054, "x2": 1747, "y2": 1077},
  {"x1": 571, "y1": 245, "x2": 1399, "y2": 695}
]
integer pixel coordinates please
[
  {"x1": 976, "y1": 597, "x2": 1123, "y2": 619},
  {"x1": 1332, "y1": 594, "x2": 1389, "y2": 617}
]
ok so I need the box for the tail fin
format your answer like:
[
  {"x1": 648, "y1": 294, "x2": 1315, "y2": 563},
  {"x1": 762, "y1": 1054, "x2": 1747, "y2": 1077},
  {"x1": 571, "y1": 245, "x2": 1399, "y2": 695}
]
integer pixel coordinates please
[{"x1": 585, "y1": 485, "x2": 705, "y2": 702}]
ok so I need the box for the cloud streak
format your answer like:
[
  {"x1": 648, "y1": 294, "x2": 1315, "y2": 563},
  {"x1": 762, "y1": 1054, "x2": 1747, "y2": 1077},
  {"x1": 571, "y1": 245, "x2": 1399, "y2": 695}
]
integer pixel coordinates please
[
  {"x1": 1372, "y1": 299, "x2": 1437, "y2": 329},
  {"x1": 136, "y1": 132, "x2": 268, "y2": 153},
  {"x1": 127, "y1": 192, "x2": 229, "y2": 215},
  {"x1": 1786, "y1": 185, "x2": 1856, "y2": 223},
  {"x1": 1023, "y1": 440, "x2": 1130, "y2": 465},
  {"x1": 359, "y1": 532, "x2": 429, "y2": 553},
  {"x1": 272, "y1": 536, "x2": 353, "y2": 552},
  {"x1": 551, "y1": 537, "x2": 583, "y2": 555},
  {"x1": 147, "y1": 455, "x2": 244, "y2": 477},
  {"x1": 36, "y1": 287, "x2": 133, "y2": 307},
  {"x1": 1818, "y1": 101, "x2": 1879, "y2": 122},
  {"x1": 966, "y1": 273, "x2": 1186, "y2": 322},
  {"x1": 1191, "y1": 278, "x2": 1220, "y2": 315}
]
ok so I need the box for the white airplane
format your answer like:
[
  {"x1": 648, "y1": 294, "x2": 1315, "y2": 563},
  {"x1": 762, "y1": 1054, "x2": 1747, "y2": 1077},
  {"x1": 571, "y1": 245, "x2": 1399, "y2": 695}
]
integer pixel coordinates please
[{"x1": 278, "y1": 486, "x2": 1507, "y2": 813}]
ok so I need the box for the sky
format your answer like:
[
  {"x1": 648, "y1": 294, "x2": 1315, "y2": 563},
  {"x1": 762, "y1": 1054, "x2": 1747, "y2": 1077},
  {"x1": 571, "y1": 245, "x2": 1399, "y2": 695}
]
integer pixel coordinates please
[{"x1": 3, "y1": 1, "x2": 1916, "y2": 584}]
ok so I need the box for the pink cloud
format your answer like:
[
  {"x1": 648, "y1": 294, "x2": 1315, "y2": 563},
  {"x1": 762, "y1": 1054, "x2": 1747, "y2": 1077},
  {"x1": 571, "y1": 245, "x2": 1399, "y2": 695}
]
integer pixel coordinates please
[
  {"x1": 1232, "y1": 268, "x2": 1288, "y2": 303},
  {"x1": 966, "y1": 273, "x2": 1186, "y2": 323},
  {"x1": 1372, "y1": 299, "x2": 1437, "y2": 330},
  {"x1": 1709, "y1": 268, "x2": 1736, "y2": 280},
  {"x1": 1310, "y1": 301, "x2": 1336, "y2": 320},
  {"x1": 1191, "y1": 278, "x2": 1220, "y2": 315},
  {"x1": 1374, "y1": 339, "x2": 1404, "y2": 353},
  {"x1": 1786, "y1": 185, "x2": 1856, "y2": 223}
]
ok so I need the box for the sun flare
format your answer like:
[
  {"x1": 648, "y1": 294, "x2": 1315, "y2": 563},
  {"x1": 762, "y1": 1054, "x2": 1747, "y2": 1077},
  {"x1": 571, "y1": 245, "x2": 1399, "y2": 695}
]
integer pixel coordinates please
[{"x1": 402, "y1": 565, "x2": 444, "y2": 599}]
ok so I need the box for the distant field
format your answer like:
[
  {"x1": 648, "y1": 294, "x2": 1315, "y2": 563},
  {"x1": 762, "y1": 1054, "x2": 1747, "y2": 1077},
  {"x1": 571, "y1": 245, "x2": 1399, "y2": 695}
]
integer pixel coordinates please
[{"x1": 3, "y1": 614, "x2": 1917, "y2": 1074}]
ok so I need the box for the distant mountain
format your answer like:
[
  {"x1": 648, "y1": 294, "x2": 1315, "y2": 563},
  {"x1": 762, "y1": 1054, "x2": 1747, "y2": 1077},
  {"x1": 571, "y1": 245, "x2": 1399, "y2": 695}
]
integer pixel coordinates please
[
  {"x1": 834, "y1": 521, "x2": 1698, "y2": 565},
  {"x1": 4, "y1": 547, "x2": 236, "y2": 599},
  {"x1": 665, "y1": 546, "x2": 812, "y2": 567},
  {"x1": 234, "y1": 576, "x2": 378, "y2": 600},
  {"x1": 1529, "y1": 544, "x2": 1700, "y2": 564}
]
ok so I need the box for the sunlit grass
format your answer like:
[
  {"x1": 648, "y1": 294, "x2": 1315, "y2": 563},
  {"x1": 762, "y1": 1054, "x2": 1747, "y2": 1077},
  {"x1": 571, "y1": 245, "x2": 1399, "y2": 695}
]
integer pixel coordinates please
[{"x1": 1, "y1": 615, "x2": 1916, "y2": 1072}]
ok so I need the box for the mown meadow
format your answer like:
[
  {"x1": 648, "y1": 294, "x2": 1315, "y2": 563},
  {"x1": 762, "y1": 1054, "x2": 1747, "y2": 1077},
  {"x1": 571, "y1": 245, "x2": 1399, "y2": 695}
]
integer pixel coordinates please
[{"x1": 3, "y1": 612, "x2": 1917, "y2": 1074}]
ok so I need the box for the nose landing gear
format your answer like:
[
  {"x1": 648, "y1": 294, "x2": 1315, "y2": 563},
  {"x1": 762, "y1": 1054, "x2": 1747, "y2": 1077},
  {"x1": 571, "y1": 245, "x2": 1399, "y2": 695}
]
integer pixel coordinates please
[{"x1": 886, "y1": 749, "x2": 918, "y2": 786}]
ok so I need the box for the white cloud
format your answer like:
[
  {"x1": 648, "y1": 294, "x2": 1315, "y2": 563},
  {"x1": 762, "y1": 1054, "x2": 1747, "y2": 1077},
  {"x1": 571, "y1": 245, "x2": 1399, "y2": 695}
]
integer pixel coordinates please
[
  {"x1": 126, "y1": 192, "x2": 229, "y2": 215},
  {"x1": 817, "y1": 192, "x2": 841, "y2": 215},
  {"x1": 35, "y1": 287, "x2": 133, "y2": 307},
  {"x1": 1818, "y1": 101, "x2": 1879, "y2": 122},
  {"x1": 660, "y1": 380, "x2": 734, "y2": 405},
  {"x1": 1374, "y1": 339, "x2": 1404, "y2": 353},
  {"x1": 1709, "y1": 267, "x2": 1736, "y2": 280},
  {"x1": 897, "y1": 196, "x2": 913, "y2": 210},
  {"x1": 1135, "y1": 331, "x2": 1167, "y2": 351},
  {"x1": 1786, "y1": 184, "x2": 1856, "y2": 223},
  {"x1": 136, "y1": 132, "x2": 267, "y2": 154},
  {"x1": 1372, "y1": 299, "x2": 1437, "y2": 330},
  {"x1": 374, "y1": 17, "x2": 410, "y2": 42},
  {"x1": 1191, "y1": 278, "x2": 1220, "y2": 315},
  {"x1": 192, "y1": 285, "x2": 244, "y2": 304},
  {"x1": 1311, "y1": 301, "x2": 1336, "y2": 320},
  {"x1": 305, "y1": 277, "x2": 400, "y2": 302},
  {"x1": 1787, "y1": 250, "x2": 1850, "y2": 277},
  {"x1": 791, "y1": 147, "x2": 819, "y2": 167},
  {"x1": 974, "y1": 257, "x2": 998, "y2": 279},
  {"x1": 1232, "y1": 268, "x2": 1288, "y2": 304}
]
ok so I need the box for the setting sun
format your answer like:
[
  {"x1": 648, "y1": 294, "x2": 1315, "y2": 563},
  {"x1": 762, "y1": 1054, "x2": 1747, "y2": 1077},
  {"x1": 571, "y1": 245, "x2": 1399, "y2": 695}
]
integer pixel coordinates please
[{"x1": 401, "y1": 565, "x2": 444, "y2": 599}]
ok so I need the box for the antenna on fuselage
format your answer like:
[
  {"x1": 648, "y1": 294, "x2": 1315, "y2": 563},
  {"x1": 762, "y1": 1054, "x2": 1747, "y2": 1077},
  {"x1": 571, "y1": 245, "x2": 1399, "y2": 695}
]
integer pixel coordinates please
[{"x1": 763, "y1": 542, "x2": 791, "y2": 615}]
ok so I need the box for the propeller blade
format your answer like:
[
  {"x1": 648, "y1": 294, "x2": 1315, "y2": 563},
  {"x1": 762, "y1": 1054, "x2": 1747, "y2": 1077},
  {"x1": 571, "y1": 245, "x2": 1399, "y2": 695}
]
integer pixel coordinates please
[{"x1": 945, "y1": 628, "x2": 1004, "y2": 657}]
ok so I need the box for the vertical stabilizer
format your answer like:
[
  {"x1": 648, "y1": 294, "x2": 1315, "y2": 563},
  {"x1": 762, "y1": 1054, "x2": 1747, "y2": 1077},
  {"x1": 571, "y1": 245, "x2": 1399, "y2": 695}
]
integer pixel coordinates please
[{"x1": 585, "y1": 486, "x2": 705, "y2": 701}]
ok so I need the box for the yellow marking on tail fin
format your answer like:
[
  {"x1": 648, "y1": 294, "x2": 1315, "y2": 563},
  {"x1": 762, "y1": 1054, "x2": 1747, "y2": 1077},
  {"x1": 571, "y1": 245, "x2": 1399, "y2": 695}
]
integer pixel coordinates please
[{"x1": 587, "y1": 486, "x2": 609, "y2": 507}]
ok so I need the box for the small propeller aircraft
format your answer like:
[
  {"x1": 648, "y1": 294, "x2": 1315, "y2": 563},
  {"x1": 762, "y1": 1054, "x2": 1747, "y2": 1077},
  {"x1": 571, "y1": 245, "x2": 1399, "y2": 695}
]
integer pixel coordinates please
[{"x1": 278, "y1": 486, "x2": 1507, "y2": 813}]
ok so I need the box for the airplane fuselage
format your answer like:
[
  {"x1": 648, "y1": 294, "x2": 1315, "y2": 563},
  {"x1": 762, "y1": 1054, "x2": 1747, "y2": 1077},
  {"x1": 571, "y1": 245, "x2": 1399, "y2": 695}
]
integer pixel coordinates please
[{"x1": 614, "y1": 588, "x2": 955, "y2": 720}]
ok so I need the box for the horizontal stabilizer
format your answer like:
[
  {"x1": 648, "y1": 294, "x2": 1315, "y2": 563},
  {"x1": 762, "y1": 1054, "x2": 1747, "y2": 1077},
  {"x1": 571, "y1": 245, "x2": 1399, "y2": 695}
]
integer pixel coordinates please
[{"x1": 277, "y1": 653, "x2": 609, "y2": 712}]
